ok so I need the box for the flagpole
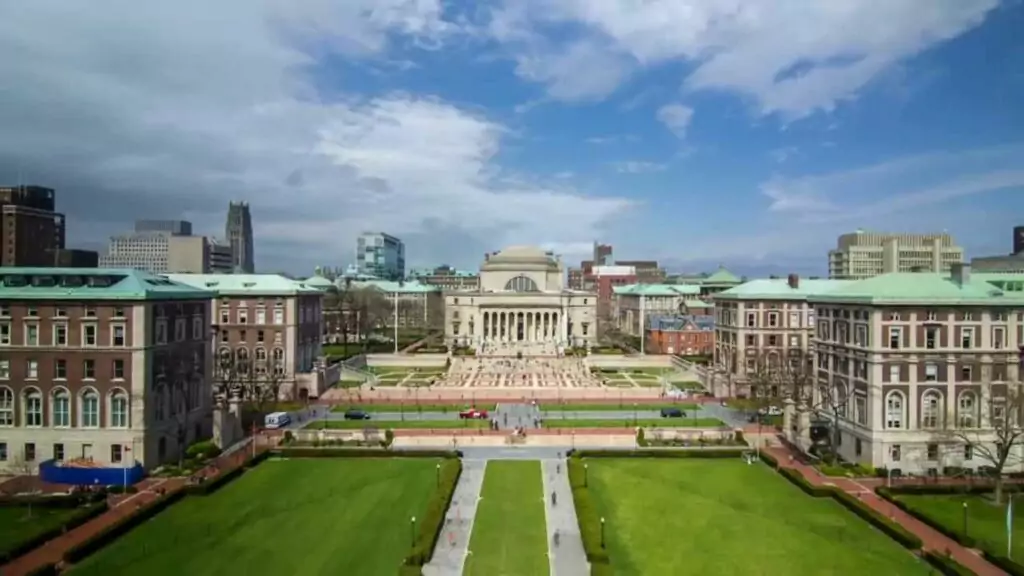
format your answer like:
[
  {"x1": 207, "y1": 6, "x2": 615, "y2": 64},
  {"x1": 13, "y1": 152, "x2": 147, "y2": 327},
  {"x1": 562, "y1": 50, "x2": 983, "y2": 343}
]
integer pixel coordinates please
[{"x1": 1008, "y1": 496, "x2": 1014, "y2": 558}]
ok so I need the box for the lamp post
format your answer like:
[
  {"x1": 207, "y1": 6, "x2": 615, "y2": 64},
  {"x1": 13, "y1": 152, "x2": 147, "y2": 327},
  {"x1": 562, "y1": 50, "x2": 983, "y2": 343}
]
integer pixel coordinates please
[
  {"x1": 600, "y1": 517, "x2": 606, "y2": 548},
  {"x1": 962, "y1": 501, "x2": 969, "y2": 537},
  {"x1": 633, "y1": 402, "x2": 638, "y2": 427},
  {"x1": 410, "y1": 516, "x2": 417, "y2": 548},
  {"x1": 584, "y1": 463, "x2": 589, "y2": 487},
  {"x1": 436, "y1": 463, "x2": 441, "y2": 487}
]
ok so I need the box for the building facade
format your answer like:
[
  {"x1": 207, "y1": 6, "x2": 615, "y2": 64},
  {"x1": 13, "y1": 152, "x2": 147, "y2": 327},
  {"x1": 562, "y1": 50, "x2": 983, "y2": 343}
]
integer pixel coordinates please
[
  {"x1": 646, "y1": 315, "x2": 715, "y2": 356},
  {"x1": 100, "y1": 221, "x2": 232, "y2": 274},
  {"x1": 971, "y1": 226, "x2": 1024, "y2": 273},
  {"x1": 348, "y1": 280, "x2": 443, "y2": 331},
  {"x1": 356, "y1": 232, "x2": 405, "y2": 281},
  {"x1": 0, "y1": 268, "x2": 214, "y2": 473},
  {"x1": 0, "y1": 185, "x2": 65, "y2": 267},
  {"x1": 445, "y1": 246, "x2": 597, "y2": 351},
  {"x1": 828, "y1": 230, "x2": 964, "y2": 279},
  {"x1": 613, "y1": 284, "x2": 704, "y2": 337},
  {"x1": 408, "y1": 265, "x2": 479, "y2": 291},
  {"x1": 809, "y1": 266, "x2": 1024, "y2": 474},
  {"x1": 55, "y1": 249, "x2": 99, "y2": 268},
  {"x1": 225, "y1": 202, "x2": 255, "y2": 273},
  {"x1": 165, "y1": 274, "x2": 327, "y2": 401}
]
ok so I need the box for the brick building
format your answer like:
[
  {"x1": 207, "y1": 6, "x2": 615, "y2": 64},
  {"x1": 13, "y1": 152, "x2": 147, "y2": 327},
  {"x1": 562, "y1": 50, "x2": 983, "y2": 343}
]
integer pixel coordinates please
[
  {"x1": 0, "y1": 185, "x2": 65, "y2": 267},
  {"x1": 646, "y1": 314, "x2": 715, "y2": 355}
]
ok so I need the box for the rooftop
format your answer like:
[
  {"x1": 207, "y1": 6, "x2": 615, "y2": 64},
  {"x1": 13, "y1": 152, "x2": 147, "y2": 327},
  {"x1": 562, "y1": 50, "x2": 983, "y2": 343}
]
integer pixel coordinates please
[
  {"x1": 613, "y1": 283, "x2": 701, "y2": 297},
  {"x1": 351, "y1": 279, "x2": 441, "y2": 294},
  {"x1": 164, "y1": 274, "x2": 323, "y2": 296},
  {"x1": 649, "y1": 314, "x2": 715, "y2": 331},
  {"x1": 703, "y1": 266, "x2": 743, "y2": 285},
  {"x1": 714, "y1": 278, "x2": 852, "y2": 301},
  {"x1": 814, "y1": 272, "x2": 1024, "y2": 305},
  {"x1": 0, "y1": 268, "x2": 211, "y2": 300}
]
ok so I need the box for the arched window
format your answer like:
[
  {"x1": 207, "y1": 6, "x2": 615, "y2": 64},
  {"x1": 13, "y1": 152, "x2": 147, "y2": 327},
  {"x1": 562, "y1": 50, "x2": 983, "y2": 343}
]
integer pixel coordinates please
[
  {"x1": 921, "y1": 390, "x2": 943, "y2": 429},
  {"x1": 51, "y1": 387, "x2": 70, "y2": 427},
  {"x1": 236, "y1": 347, "x2": 249, "y2": 362},
  {"x1": 255, "y1": 347, "x2": 267, "y2": 362},
  {"x1": 504, "y1": 275, "x2": 539, "y2": 292},
  {"x1": 885, "y1": 391, "x2": 905, "y2": 430},
  {"x1": 110, "y1": 389, "x2": 129, "y2": 428},
  {"x1": 80, "y1": 388, "x2": 100, "y2": 428},
  {"x1": 0, "y1": 386, "x2": 14, "y2": 426},
  {"x1": 957, "y1": 392, "x2": 977, "y2": 428},
  {"x1": 23, "y1": 387, "x2": 43, "y2": 427}
]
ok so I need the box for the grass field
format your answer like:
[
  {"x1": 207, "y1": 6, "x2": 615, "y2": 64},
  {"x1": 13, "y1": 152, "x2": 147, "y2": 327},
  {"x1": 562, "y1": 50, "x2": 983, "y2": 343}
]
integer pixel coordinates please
[
  {"x1": 331, "y1": 403, "x2": 493, "y2": 413},
  {"x1": 897, "y1": 493, "x2": 1024, "y2": 558},
  {"x1": 585, "y1": 459, "x2": 929, "y2": 575},
  {"x1": 70, "y1": 459, "x2": 441, "y2": 576},
  {"x1": 307, "y1": 418, "x2": 489, "y2": 430},
  {"x1": 0, "y1": 505, "x2": 79, "y2": 559},
  {"x1": 464, "y1": 461, "x2": 549, "y2": 576},
  {"x1": 544, "y1": 418, "x2": 723, "y2": 429},
  {"x1": 540, "y1": 403, "x2": 698, "y2": 412}
]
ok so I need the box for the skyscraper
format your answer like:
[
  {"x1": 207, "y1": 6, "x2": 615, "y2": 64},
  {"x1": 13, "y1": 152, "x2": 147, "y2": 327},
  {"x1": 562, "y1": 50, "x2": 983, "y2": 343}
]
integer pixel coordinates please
[
  {"x1": 356, "y1": 232, "x2": 405, "y2": 280},
  {"x1": 0, "y1": 185, "x2": 65, "y2": 266},
  {"x1": 225, "y1": 201, "x2": 255, "y2": 273}
]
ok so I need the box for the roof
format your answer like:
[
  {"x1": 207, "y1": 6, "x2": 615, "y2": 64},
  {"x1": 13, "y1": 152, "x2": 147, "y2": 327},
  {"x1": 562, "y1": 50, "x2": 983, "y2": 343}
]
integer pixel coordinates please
[
  {"x1": 649, "y1": 314, "x2": 715, "y2": 331},
  {"x1": 613, "y1": 283, "x2": 701, "y2": 297},
  {"x1": 703, "y1": 266, "x2": 742, "y2": 284},
  {"x1": 813, "y1": 272, "x2": 1024, "y2": 305},
  {"x1": 165, "y1": 274, "x2": 322, "y2": 296},
  {"x1": 351, "y1": 280, "x2": 441, "y2": 294},
  {"x1": 683, "y1": 299, "x2": 712, "y2": 308},
  {"x1": 488, "y1": 245, "x2": 551, "y2": 263},
  {"x1": 715, "y1": 278, "x2": 851, "y2": 301},
  {"x1": 303, "y1": 275, "x2": 334, "y2": 289},
  {"x1": 0, "y1": 268, "x2": 211, "y2": 300}
]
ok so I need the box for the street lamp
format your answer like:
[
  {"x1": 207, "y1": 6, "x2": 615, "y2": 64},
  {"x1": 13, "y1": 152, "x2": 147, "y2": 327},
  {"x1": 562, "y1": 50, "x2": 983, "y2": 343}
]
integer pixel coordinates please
[
  {"x1": 962, "y1": 501, "x2": 969, "y2": 536},
  {"x1": 633, "y1": 402, "x2": 638, "y2": 427},
  {"x1": 410, "y1": 516, "x2": 417, "y2": 548},
  {"x1": 436, "y1": 463, "x2": 441, "y2": 487},
  {"x1": 584, "y1": 463, "x2": 589, "y2": 487},
  {"x1": 600, "y1": 517, "x2": 606, "y2": 548}
]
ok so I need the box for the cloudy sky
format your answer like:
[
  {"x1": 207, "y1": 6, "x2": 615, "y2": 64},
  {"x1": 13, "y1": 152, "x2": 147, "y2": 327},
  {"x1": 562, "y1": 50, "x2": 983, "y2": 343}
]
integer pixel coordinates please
[{"x1": 2, "y1": 0, "x2": 1022, "y2": 277}]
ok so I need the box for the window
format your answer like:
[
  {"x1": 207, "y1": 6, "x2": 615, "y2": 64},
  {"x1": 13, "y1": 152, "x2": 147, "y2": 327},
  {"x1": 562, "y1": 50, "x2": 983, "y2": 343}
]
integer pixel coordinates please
[
  {"x1": 890, "y1": 444, "x2": 901, "y2": 462},
  {"x1": 239, "y1": 330, "x2": 247, "y2": 343},
  {"x1": 175, "y1": 318, "x2": 186, "y2": 342},
  {"x1": 993, "y1": 405, "x2": 1007, "y2": 427},
  {"x1": 767, "y1": 313, "x2": 779, "y2": 327},
  {"x1": 84, "y1": 305, "x2": 96, "y2": 318},
  {"x1": 957, "y1": 393, "x2": 977, "y2": 428},
  {"x1": 256, "y1": 308, "x2": 266, "y2": 324},
  {"x1": 52, "y1": 388, "x2": 70, "y2": 427},
  {"x1": 888, "y1": 311, "x2": 901, "y2": 321},
  {"x1": 26, "y1": 306, "x2": 38, "y2": 317},
  {"x1": 0, "y1": 442, "x2": 6, "y2": 461},
  {"x1": 220, "y1": 330, "x2": 229, "y2": 343},
  {"x1": 53, "y1": 443, "x2": 65, "y2": 462},
  {"x1": 964, "y1": 444, "x2": 973, "y2": 460},
  {"x1": 745, "y1": 334, "x2": 756, "y2": 346},
  {"x1": 889, "y1": 365, "x2": 900, "y2": 383},
  {"x1": 112, "y1": 359, "x2": 125, "y2": 380},
  {"x1": 0, "y1": 323, "x2": 9, "y2": 345},
  {"x1": 0, "y1": 304, "x2": 8, "y2": 317},
  {"x1": 257, "y1": 330, "x2": 265, "y2": 343},
  {"x1": 993, "y1": 327, "x2": 1006, "y2": 349},
  {"x1": 81, "y1": 390, "x2": 99, "y2": 427},
  {"x1": 52, "y1": 324, "x2": 67, "y2": 346},
  {"x1": 855, "y1": 396, "x2": 867, "y2": 425},
  {"x1": 0, "y1": 387, "x2": 12, "y2": 426},
  {"x1": 83, "y1": 359, "x2": 95, "y2": 379},
  {"x1": 888, "y1": 327, "x2": 902, "y2": 349},
  {"x1": 238, "y1": 309, "x2": 248, "y2": 324},
  {"x1": 925, "y1": 327, "x2": 937, "y2": 349},
  {"x1": 921, "y1": 391, "x2": 942, "y2": 429},
  {"x1": 26, "y1": 360, "x2": 38, "y2": 379},
  {"x1": 112, "y1": 325, "x2": 126, "y2": 347},
  {"x1": 0, "y1": 360, "x2": 7, "y2": 380},
  {"x1": 926, "y1": 310, "x2": 938, "y2": 321},
  {"x1": 855, "y1": 325, "x2": 867, "y2": 347},
  {"x1": 273, "y1": 309, "x2": 284, "y2": 324},
  {"x1": 927, "y1": 443, "x2": 939, "y2": 460},
  {"x1": 885, "y1": 392, "x2": 905, "y2": 429},
  {"x1": 924, "y1": 363, "x2": 937, "y2": 382},
  {"x1": 25, "y1": 324, "x2": 38, "y2": 346},
  {"x1": 54, "y1": 359, "x2": 66, "y2": 379},
  {"x1": 963, "y1": 311, "x2": 974, "y2": 321},
  {"x1": 192, "y1": 317, "x2": 203, "y2": 340},
  {"x1": 855, "y1": 438, "x2": 862, "y2": 457},
  {"x1": 110, "y1": 391, "x2": 129, "y2": 428},
  {"x1": 788, "y1": 311, "x2": 800, "y2": 328},
  {"x1": 255, "y1": 347, "x2": 267, "y2": 361},
  {"x1": 154, "y1": 385, "x2": 165, "y2": 422},
  {"x1": 111, "y1": 444, "x2": 123, "y2": 464},
  {"x1": 767, "y1": 335, "x2": 778, "y2": 347},
  {"x1": 24, "y1": 443, "x2": 36, "y2": 462},
  {"x1": 24, "y1": 388, "x2": 42, "y2": 427},
  {"x1": 961, "y1": 327, "x2": 973, "y2": 349},
  {"x1": 220, "y1": 309, "x2": 230, "y2": 324},
  {"x1": 960, "y1": 365, "x2": 972, "y2": 382},
  {"x1": 83, "y1": 324, "x2": 97, "y2": 346},
  {"x1": 156, "y1": 320, "x2": 167, "y2": 344},
  {"x1": 113, "y1": 306, "x2": 125, "y2": 318}
]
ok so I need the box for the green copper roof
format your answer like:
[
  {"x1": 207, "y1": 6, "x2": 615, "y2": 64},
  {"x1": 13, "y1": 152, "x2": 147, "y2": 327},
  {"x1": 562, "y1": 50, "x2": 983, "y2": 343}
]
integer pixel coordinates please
[
  {"x1": 715, "y1": 279, "x2": 851, "y2": 301},
  {"x1": 814, "y1": 272, "x2": 1024, "y2": 305},
  {"x1": 703, "y1": 266, "x2": 742, "y2": 284},
  {"x1": 683, "y1": 299, "x2": 712, "y2": 308},
  {"x1": 0, "y1": 268, "x2": 211, "y2": 300},
  {"x1": 613, "y1": 283, "x2": 701, "y2": 296},
  {"x1": 353, "y1": 280, "x2": 441, "y2": 294},
  {"x1": 165, "y1": 274, "x2": 323, "y2": 296}
]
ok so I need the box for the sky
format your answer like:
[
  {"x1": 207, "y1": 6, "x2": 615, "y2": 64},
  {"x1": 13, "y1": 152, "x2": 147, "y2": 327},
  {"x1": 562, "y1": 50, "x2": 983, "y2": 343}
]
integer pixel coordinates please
[{"x1": 1, "y1": 0, "x2": 1022, "y2": 277}]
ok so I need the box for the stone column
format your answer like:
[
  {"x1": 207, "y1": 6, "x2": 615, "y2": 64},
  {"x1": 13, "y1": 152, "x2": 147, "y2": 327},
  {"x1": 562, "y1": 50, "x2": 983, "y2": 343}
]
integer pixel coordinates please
[
  {"x1": 797, "y1": 406, "x2": 811, "y2": 452},
  {"x1": 783, "y1": 398, "x2": 795, "y2": 444}
]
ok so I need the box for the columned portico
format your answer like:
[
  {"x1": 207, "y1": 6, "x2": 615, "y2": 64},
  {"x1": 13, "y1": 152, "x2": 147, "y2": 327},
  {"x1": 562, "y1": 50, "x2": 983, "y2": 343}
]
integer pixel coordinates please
[{"x1": 480, "y1": 309, "x2": 566, "y2": 343}]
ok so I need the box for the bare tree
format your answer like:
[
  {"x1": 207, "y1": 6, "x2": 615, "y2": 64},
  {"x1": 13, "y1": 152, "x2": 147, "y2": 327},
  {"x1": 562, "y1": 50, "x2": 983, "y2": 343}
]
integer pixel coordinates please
[
  {"x1": 168, "y1": 357, "x2": 200, "y2": 467},
  {"x1": 941, "y1": 385, "x2": 1024, "y2": 504}
]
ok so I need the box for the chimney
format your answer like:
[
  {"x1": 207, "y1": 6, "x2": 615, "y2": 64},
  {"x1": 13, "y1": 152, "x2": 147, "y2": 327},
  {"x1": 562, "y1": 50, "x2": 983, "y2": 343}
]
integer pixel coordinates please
[
  {"x1": 951, "y1": 263, "x2": 971, "y2": 287},
  {"x1": 787, "y1": 274, "x2": 800, "y2": 289}
]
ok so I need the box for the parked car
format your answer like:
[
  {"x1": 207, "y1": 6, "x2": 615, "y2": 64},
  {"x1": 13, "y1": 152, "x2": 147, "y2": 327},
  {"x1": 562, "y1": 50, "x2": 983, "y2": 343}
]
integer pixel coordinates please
[
  {"x1": 660, "y1": 407, "x2": 684, "y2": 418},
  {"x1": 459, "y1": 408, "x2": 489, "y2": 419},
  {"x1": 344, "y1": 409, "x2": 371, "y2": 420}
]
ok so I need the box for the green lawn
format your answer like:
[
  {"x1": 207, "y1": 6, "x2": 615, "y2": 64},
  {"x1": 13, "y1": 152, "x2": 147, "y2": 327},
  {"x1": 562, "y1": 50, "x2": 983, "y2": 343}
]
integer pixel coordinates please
[
  {"x1": 331, "y1": 403, "x2": 491, "y2": 413},
  {"x1": 0, "y1": 505, "x2": 79, "y2": 559},
  {"x1": 69, "y1": 459, "x2": 441, "y2": 576},
  {"x1": 540, "y1": 403, "x2": 698, "y2": 412},
  {"x1": 464, "y1": 461, "x2": 549, "y2": 576},
  {"x1": 585, "y1": 459, "x2": 929, "y2": 575},
  {"x1": 670, "y1": 380, "x2": 704, "y2": 390},
  {"x1": 544, "y1": 418, "x2": 723, "y2": 429},
  {"x1": 898, "y1": 493, "x2": 1024, "y2": 558},
  {"x1": 307, "y1": 418, "x2": 489, "y2": 430}
]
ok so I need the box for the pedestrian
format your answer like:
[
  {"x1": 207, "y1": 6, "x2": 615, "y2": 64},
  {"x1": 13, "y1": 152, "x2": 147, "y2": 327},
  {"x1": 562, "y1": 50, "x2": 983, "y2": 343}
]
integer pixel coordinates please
[{"x1": 551, "y1": 491, "x2": 557, "y2": 506}]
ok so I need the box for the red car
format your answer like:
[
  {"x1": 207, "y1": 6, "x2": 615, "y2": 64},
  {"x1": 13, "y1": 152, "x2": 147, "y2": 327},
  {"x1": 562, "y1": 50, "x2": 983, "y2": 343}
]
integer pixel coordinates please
[{"x1": 459, "y1": 408, "x2": 489, "y2": 419}]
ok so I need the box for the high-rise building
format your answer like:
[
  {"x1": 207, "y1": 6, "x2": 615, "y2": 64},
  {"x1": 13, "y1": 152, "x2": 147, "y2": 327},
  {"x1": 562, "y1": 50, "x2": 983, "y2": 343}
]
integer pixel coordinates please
[
  {"x1": 135, "y1": 219, "x2": 192, "y2": 236},
  {"x1": 356, "y1": 232, "x2": 405, "y2": 280},
  {"x1": 970, "y1": 225, "x2": 1024, "y2": 273},
  {"x1": 100, "y1": 220, "x2": 233, "y2": 274},
  {"x1": 1015, "y1": 226, "x2": 1024, "y2": 255},
  {"x1": 225, "y1": 202, "x2": 255, "y2": 273},
  {"x1": 0, "y1": 185, "x2": 65, "y2": 266},
  {"x1": 828, "y1": 230, "x2": 964, "y2": 279}
]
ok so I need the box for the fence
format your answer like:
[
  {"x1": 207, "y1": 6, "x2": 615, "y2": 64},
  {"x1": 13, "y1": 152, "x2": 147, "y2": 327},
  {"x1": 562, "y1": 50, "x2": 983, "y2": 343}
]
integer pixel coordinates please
[{"x1": 38, "y1": 459, "x2": 144, "y2": 486}]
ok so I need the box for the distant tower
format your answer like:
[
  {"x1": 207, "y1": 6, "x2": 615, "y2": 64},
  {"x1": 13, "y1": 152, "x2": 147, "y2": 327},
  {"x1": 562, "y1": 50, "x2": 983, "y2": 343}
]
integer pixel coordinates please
[
  {"x1": 225, "y1": 201, "x2": 254, "y2": 273},
  {"x1": 1014, "y1": 226, "x2": 1024, "y2": 255}
]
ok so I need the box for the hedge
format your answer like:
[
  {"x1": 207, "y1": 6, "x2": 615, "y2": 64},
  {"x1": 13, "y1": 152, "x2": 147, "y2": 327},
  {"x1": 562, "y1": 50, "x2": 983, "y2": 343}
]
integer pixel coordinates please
[
  {"x1": 274, "y1": 448, "x2": 459, "y2": 459},
  {"x1": 0, "y1": 493, "x2": 101, "y2": 508},
  {"x1": 982, "y1": 550, "x2": 1024, "y2": 576},
  {"x1": 571, "y1": 449, "x2": 747, "y2": 459},
  {"x1": 24, "y1": 563, "x2": 58, "y2": 576},
  {"x1": 63, "y1": 490, "x2": 187, "y2": 563},
  {"x1": 568, "y1": 459, "x2": 610, "y2": 567},
  {"x1": 0, "y1": 500, "x2": 108, "y2": 563},
  {"x1": 403, "y1": 458, "x2": 462, "y2": 567},
  {"x1": 758, "y1": 450, "x2": 779, "y2": 468},
  {"x1": 922, "y1": 551, "x2": 980, "y2": 576}
]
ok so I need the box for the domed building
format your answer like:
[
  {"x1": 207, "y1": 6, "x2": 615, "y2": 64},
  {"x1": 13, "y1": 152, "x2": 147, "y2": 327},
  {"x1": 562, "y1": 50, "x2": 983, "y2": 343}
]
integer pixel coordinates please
[{"x1": 446, "y1": 245, "x2": 597, "y2": 352}]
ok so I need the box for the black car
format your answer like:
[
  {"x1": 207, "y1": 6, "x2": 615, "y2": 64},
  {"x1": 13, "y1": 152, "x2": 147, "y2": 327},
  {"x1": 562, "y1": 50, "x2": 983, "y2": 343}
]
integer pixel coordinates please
[
  {"x1": 344, "y1": 409, "x2": 371, "y2": 420},
  {"x1": 660, "y1": 407, "x2": 684, "y2": 418}
]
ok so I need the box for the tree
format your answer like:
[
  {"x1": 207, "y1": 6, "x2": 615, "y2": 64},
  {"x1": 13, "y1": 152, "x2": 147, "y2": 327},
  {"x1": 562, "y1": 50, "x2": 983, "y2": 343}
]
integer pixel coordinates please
[
  {"x1": 168, "y1": 356, "x2": 201, "y2": 467},
  {"x1": 942, "y1": 385, "x2": 1024, "y2": 504}
]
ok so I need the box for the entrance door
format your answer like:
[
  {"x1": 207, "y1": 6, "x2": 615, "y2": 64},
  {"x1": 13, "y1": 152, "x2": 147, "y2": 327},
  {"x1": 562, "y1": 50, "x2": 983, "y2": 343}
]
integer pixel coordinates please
[
  {"x1": 81, "y1": 443, "x2": 93, "y2": 461},
  {"x1": 516, "y1": 318, "x2": 524, "y2": 341}
]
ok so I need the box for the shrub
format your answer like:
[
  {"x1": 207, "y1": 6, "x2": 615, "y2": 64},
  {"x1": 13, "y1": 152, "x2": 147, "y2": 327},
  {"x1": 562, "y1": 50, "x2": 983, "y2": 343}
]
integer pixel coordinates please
[
  {"x1": 384, "y1": 429, "x2": 395, "y2": 448},
  {"x1": 403, "y1": 458, "x2": 461, "y2": 567},
  {"x1": 0, "y1": 493, "x2": 96, "y2": 508},
  {"x1": 275, "y1": 448, "x2": 457, "y2": 459},
  {"x1": 829, "y1": 490, "x2": 921, "y2": 550},
  {"x1": 64, "y1": 491, "x2": 187, "y2": 563},
  {"x1": 568, "y1": 459, "x2": 610, "y2": 566},
  {"x1": 922, "y1": 551, "x2": 980, "y2": 576},
  {"x1": 24, "y1": 563, "x2": 58, "y2": 576},
  {"x1": 185, "y1": 439, "x2": 222, "y2": 460},
  {"x1": 981, "y1": 550, "x2": 1024, "y2": 576},
  {"x1": 573, "y1": 449, "x2": 746, "y2": 459},
  {"x1": 0, "y1": 501, "x2": 108, "y2": 564},
  {"x1": 758, "y1": 450, "x2": 779, "y2": 469},
  {"x1": 636, "y1": 429, "x2": 647, "y2": 447}
]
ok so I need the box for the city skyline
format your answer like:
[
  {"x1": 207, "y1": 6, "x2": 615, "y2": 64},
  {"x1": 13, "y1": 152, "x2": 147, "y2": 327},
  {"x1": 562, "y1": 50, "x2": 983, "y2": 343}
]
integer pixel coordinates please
[{"x1": 0, "y1": 2, "x2": 1022, "y2": 276}]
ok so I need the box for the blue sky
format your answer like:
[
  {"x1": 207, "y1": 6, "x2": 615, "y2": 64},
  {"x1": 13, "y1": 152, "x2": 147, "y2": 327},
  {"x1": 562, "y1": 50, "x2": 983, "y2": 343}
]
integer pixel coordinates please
[{"x1": 1, "y1": 0, "x2": 1022, "y2": 276}]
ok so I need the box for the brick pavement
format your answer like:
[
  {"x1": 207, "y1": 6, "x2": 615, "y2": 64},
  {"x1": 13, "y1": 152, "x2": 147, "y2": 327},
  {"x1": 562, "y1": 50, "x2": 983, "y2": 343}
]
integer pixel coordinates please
[{"x1": 764, "y1": 445, "x2": 1006, "y2": 576}]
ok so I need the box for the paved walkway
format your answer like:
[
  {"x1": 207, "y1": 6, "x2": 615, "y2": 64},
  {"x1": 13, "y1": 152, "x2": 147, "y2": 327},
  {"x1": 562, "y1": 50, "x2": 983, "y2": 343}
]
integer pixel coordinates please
[
  {"x1": 764, "y1": 445, "x2": 1006, "y2": 576},
  {"x1": 542, "y1": 459, "x2": 589, "y2": 576},
  {"x1": 422, "y1": 459, "x2": 487, "y2": 576}
]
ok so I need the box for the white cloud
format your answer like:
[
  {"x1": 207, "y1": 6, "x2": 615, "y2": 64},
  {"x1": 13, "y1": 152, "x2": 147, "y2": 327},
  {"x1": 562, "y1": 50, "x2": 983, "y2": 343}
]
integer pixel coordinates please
[
  {"x1": 487, "y1": 0, "x2": 999, "y2": 117},
  {"x1": 656, "y1": 103, "x2": 694, "y2": 138},
  {"x1": 768, "y1": 146, "x2": 800, "y2": 164},
  {"x1": 612, "y1": 161, "x2": 666, "y2": 174},
  {"x1": 0, "y1": 0, "x2": 631, "y2": 272}
]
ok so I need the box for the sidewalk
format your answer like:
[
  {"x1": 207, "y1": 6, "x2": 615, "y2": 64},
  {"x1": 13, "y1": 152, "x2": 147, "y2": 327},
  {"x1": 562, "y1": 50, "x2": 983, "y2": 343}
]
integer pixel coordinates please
[
  {"x1": 764, "y1": 446, "x2": 1006, "y2": 576},
  {"x1": 422, "y1": 459, "x2": 487, "y2": 576},
  {"x1": 541, "y1": 459, "x2": 589, "y2": 576}
]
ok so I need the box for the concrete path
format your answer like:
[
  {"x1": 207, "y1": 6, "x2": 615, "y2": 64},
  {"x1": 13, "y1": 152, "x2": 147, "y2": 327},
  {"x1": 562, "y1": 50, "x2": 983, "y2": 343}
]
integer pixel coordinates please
[
  {"x1": 423, "y1": 459, "x2": 487, "y2": 576},
  {"x1": 541, "y1": 459, "x2": 589, "y2": 576},
  {"x1": 495, "y1": 402, "x2": 542, "y2": 430}
]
